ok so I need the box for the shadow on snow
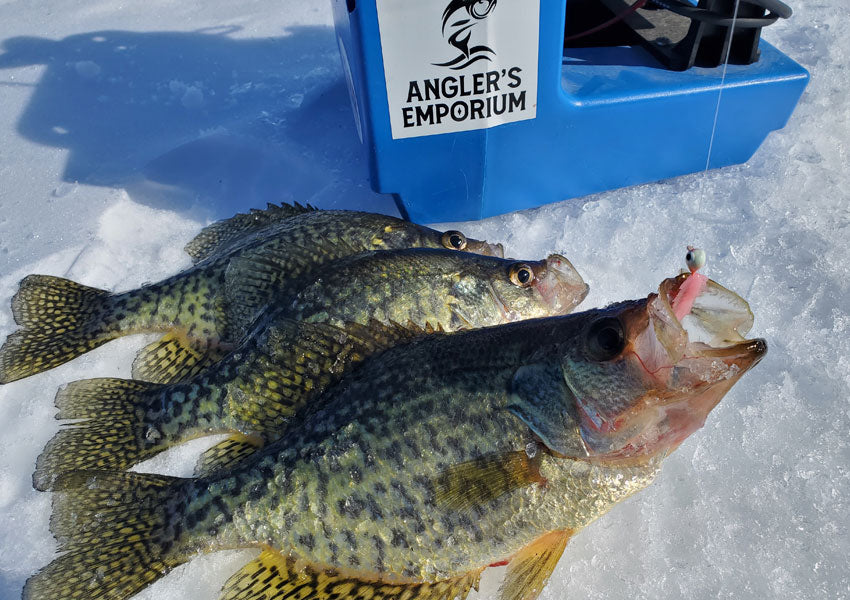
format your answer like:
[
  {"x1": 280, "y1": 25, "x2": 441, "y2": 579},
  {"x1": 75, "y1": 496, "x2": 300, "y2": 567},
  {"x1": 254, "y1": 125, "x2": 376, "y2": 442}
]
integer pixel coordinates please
[{"x1": 0, "y1": 25, "x2": 396, "y2": 220}]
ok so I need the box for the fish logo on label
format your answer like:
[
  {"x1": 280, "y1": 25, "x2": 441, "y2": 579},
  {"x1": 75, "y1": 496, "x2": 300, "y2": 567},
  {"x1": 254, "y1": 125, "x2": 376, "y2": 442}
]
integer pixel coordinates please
[
  {"x1": 434, "y1": 0, "x2": 499, "y2": 70},
  {"x1": 376, "y1": 0, "x2": 539, "y2": 139}
]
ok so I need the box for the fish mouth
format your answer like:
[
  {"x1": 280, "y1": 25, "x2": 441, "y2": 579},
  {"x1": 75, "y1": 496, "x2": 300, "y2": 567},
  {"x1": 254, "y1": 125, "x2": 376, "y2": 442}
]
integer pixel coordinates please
[
  {"x1": 466, "y1": 239, "x2": 505, "y2": 258},
  {"x1": 533, "y1": 254, "x2": 589, "y2": 315},
  {"x1": 484, "y1": 254, "x2": 588, "y2": 323},
  {"x1": 578, "y1": 273, "x2": 766, "y2": 462}
]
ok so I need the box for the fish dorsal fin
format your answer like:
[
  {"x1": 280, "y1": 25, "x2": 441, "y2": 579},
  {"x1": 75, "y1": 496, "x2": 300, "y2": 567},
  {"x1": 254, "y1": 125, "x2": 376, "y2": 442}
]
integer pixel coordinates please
[
  {"x1": 185, "y1": 202, "x2": 317, "y2": 264},
  {"x1": 131, "y1": 332, "x2": 230, "y2": 384},
  {"x1": 194, "y1": 434, "x2": 264, "y2": 477},
  {"x1": 220, "y1": 240, "x2": 364, "y2": 339},
  {"x1": 500, "y1": 530, "x2": 573, "y2": 600},
  {"x1": 434, "y1": 450, "x2": 547, "y2": 510},
  {"x1": 220, "y1": 548, "x2": 483, "y2": 600},
  {"x1": 508, "y1": 363, "x2": 587, "y2": 458}
]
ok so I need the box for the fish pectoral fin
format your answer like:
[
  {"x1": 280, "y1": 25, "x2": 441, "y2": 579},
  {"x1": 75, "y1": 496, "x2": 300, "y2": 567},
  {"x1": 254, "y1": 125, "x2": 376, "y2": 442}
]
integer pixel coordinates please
[
  {"x1": 434, "y1": 450, "x2": 546, "y2": 510},
  {"x1": 220, "y1": 548, "x2": 483, "y2": 600},
  {"x1": 224, "y1": 318, "x2": 426, "y2": 440},
  {"x1": 500, "y1": 530, "x2": 573, "y2": 600},
  {"x1": 184, "y1": 202, "x2": 317, "y2": 264},
  {"x1": 194, "y1": 434, "x2": 265, "y2": 477},
  {"x1": 221, "y1": 233, "x2": 360, "y2": 338},
  {"x1": 508, "y1": 363, "x2": 587, "y2": 458},
  {"x1": 132, "y1": 332, "x2": 229, "y2": 384}
]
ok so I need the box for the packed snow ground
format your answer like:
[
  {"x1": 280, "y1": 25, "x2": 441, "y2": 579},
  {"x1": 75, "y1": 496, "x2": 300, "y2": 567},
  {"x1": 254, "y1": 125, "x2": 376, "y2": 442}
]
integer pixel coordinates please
[{"x1": 0, "y1": 1, "x2": 848, "y2": 599}]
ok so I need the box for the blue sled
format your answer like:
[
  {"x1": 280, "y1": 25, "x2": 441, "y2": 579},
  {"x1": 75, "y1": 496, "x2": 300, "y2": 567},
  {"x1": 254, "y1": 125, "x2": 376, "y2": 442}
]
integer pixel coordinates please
[{"x1": 332, "y1": 0, "x2": 809, "y2": 223}]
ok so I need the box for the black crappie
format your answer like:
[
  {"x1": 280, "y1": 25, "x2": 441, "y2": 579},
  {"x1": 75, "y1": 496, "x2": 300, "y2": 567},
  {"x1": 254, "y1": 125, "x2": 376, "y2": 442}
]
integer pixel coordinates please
[
  {"x1": 0, "y1": 204, "x2": 503, "y2": 384},
  {"x1": 25, "y1": 273, "x2": 765, "y2": 600},
  {"x1": 32, "y1": 247, "x2": 587, "y2": 488}
]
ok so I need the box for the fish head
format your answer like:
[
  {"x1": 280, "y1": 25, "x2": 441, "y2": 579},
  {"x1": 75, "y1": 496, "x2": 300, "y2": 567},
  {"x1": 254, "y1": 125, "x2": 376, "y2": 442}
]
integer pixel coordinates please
[
  {"x1": 451, "y1": 254, "x2": 588, "y2": 325},
  {"x1": 551, "y1": 274, "x2": 765, "y2": 462},
  {"x1": 379, "y1": 223, "x2": 505, "y2": 258}
]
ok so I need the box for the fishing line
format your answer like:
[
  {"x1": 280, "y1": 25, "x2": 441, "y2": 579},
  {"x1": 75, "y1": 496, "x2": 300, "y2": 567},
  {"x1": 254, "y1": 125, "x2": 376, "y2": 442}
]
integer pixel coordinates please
[{"x1": 705, "y1": 0, "x2": 742, "y2": 171}]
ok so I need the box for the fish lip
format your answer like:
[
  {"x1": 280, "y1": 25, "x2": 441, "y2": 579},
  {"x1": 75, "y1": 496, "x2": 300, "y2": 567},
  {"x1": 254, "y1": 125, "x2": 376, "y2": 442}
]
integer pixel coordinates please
[
  {"x1": 641, "y1": 274, "x2": 765, "y2": 386},
  {"x1": 534, "y1": 254, "x2": 589, "y2": 314},
  {"x1": 695, "y1": 337, "x2": 767, "y2": 367}
]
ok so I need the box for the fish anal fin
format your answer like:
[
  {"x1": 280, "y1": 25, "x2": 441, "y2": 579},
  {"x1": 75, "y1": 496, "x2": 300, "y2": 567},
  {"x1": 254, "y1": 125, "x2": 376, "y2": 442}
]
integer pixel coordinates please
[
  {"x1": 499, "y1": 530, "x2": 573, "y2": 600},
  {"x1": 132, "y1": 332, "x2": 229, "y2": 384},
  {"x1": 184, "y1": 202, "x2": 317, "y2": 264},
  {"x1": 220, "y1": 548, "x2": 482, "y2": 600},
  {"x1": 194, "y1": 434, "x2": 264, "y2": 477},
  {"x1": 435, "y1": 450, "x2": 546, "y2": 510}
]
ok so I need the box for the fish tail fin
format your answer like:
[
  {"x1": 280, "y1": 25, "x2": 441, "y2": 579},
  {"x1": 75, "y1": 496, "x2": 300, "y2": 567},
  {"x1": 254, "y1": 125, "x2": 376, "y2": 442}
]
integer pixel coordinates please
[
  {"x1": 23, "y1": 470, "x2": 194, "y2": 600},
  {"x1": 0, "y1": 275, "x2": 114, "y2": 383},
  {"x1": 33, "y1": 377, "x2": 164, "y2": 490}
]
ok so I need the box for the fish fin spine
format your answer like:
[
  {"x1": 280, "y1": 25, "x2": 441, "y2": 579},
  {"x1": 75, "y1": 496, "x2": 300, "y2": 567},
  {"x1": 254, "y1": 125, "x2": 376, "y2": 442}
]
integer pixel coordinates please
[
  {"x1": 224, "y1": 318, "x2": 427, "y2": 440},
  {"x1": 184, "y1": 202, "x2": 317, "y2": 264},
  {"x1": 0, "y1": 275, "x2": 113, "y2": 383}
]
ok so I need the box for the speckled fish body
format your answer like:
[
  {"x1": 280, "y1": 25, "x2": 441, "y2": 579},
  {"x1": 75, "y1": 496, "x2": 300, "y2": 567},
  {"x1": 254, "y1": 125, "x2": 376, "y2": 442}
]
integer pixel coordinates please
[
  {"x1": 25, "y1": 274, "x2": 766, "y2": 600},
  {"x1": 194, "y1": 317, "x2": 664, "y2": 578},
  {"x1": 0, "y1": 205, "x2": 503, "y2": 384},
  {"x1": 285, "y1": 248, "x2": 587, "y2": 330},
  {"x1": 33, "y1": 248, "x2": 587, "y2": 488}
]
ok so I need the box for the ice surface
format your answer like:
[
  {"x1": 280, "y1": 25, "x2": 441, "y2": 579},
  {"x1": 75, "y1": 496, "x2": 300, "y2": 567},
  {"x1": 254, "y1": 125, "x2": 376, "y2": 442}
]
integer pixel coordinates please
[{"x1": 0, "y1": 1, "x2": 848, "y2": 599}]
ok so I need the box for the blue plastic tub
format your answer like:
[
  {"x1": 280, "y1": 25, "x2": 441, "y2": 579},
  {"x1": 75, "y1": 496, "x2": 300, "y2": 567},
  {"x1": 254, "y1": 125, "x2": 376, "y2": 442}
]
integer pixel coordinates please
[{"x1": 332, "y1": 0, "x2": 809, "y2": 222}]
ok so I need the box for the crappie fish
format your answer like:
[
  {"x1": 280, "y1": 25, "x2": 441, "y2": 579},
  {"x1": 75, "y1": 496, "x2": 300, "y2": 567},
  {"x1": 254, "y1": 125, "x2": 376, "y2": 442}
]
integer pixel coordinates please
[
  {"x1": 26, "y1": 272, "x2": 765, "y2": 600},
  {"x1": 0, "y1": 204, "x2": 503, "y2": 384},
  {"x1": 33, "y1": 248, "x2": 587, "y2": 489}
]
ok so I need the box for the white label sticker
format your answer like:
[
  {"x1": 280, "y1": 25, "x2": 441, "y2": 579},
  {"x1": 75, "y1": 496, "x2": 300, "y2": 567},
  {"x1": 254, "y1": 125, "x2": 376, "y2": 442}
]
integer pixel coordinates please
[{"x1": 376, "y1": 0, "x2": 540, "y2": 140}]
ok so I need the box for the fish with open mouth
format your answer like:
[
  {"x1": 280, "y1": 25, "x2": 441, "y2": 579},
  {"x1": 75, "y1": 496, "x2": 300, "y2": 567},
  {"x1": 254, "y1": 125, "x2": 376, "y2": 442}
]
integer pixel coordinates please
[
  {"x1": 25, "y1": 271, "x2": 765, "y2": 600},
  {"x1": 32, "y1": 247, "x2": 587, "y2": 488},
  {"x1": 0, "y1": 204, "x2": 503, "y2": 385}
]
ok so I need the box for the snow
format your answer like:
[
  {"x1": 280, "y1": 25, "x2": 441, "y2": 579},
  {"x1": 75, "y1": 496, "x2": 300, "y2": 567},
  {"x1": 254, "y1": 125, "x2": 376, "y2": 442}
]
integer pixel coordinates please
[{"x1": 0, "y1": 1, "x2": 848, "y2": 599}]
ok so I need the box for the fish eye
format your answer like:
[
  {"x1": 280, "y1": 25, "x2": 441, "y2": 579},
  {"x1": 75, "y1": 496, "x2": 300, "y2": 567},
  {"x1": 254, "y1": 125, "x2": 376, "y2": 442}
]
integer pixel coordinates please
[
  {"x1": 469, "y1": 0, "x2": 496, "y2": 18},
  {"x1": 442, "y1": 230, "x2": 468, "y2": 250},
  {"x1": 509, "y1": 263, "x2": 535, "y2": 288},
  {"x1": 586, "y1": 317, "x2": 626, "y2": 361}
]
